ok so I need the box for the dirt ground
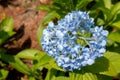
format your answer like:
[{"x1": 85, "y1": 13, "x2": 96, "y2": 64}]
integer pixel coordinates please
[
  {"x1": 0, "y1": 0, "x2": 48, "y2": 53},
  {"x1": 0, "y1": 0, "x2": 50, "y2": 79}
]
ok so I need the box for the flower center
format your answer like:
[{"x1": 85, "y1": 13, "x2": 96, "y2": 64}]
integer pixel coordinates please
[{"x1": 76, "y1": 31, "x2": 92, "y2": 47}]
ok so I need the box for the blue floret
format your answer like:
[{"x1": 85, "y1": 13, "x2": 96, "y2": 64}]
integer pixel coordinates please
[{"x1": 41, "y1": 10, "x2": 108, "y2": 71}]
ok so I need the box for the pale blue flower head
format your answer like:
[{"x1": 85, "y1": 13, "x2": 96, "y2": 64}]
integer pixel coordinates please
[{"x1": 41, "y1": 11, "x2": 108, "y2": 71}]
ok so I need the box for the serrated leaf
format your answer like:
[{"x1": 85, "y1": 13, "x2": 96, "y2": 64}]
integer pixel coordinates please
[
  {"x1": 105, "y1": 52, "x2": 120, "y2": 73},
  {"x1": 69, "y1": 72, "x2": 98, "y2": 80},
  {"x1": 101, "y1": 51, "x2": 120, "y2": 76},
  {"x1": 82, "y1": 72, "x2": 98, "y2": 80},
  {"x1": 100, "y1": 63, "x2": 117, "y2": 77},
  {"x1": 0, "y1": 17, "x2": 14, "y2": 32},
  {"x1": 0, "y1": 69, "x2": 9, "y2": 80},
  {"x1": 86, "y1": 57, "x2": 109, "y2": 73},
  {"x1": 108, "y1": 31, "x2": 120, "y2": 43},
  {"x1": 1, "y1": 53, "x2": 31, "y2": 75},
  {"x1": 16, "y1": 49, "x2": 42, "y2": 59}
]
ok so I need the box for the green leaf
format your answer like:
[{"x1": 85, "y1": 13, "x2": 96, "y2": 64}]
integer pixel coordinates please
[
  {"x1": 0, "y1": 31, "x2": 14, "y2": 46},
  {"x1": 32, "y1": 52, "x2": 53, "y2": 69},
  {"x1": 1, "y1": 53, "x2": 31, "y2": 75},
  {"x1": 35, "y1": 54, "x2": 52, "y2": 67},
  {"x1": 82, "y1": 72, "x2": 98, "y2": 80},
  {"x1": 45, "y1": 68, "x2": 57, "y2": 80},
  {"x1": 76, "y1": 0, "x2": 92, "y2": 9},
  {"x1": 31, "y1": 50, "x2": 63, "y2": 71},
  {"x1": 97, "y1": 74, "x2": 113, "y2": 80},
  {"x1": 96, "y1": 18, "x2": 105, "y2": 26},
  {"x1": 100, "y1": 51, "x2": 120, "y2": 76},
  {"x1": 110, "y1": 13, "x2": 120, "y2": 29},
  {"x1": 28, "y1": 77, "x2": 36, "y2": 80},
  {"x1": 69, "y1": 72, "x2": 98, "y2": 80},
  {"x1": 51, "y1": 2, "x2": 69, "y2": 15},
  {"x1": 100, "y1": 63, "x2": 117, "y2": 77},
  {"x1": 103, "y1": 0, "x2": 112, "y2": 9},
  {"x1": 0, "y1": 17, "x2": 15, "y2": 45},
  {"x1": 108, "y1": 2, "x2": 120, "y2": 22},
  {"x1": 111, "y1": 21, "x2": 120, "y2": 29},
  {"x1": 108, "y1": 31, "x2": 120, "y2": 43},
  {"x1": 86, "y1": 57, "x2": 109, "y2": 73},
  {"x1": 90, "y1": 0, "x2": 111, "y2": 22},
  {"x1": 44, "y1": 59, "x2": 64, "y2": 71},
  {"x1": 37, "y1": 24, "x2": 45, "y2": 48},
  {"x1": 110, "y1": 2, "x2": 120, "y2": 15},
  {"x1": 0, "y1": 69, "x2": 9, "y2": 80},
  {"x1": 16, "y1": 49, "x2": 42, "y2": 59},
  {"x1": 97, "y1": 7, "x2": 110, "y2": 22},
  {"x1": 36, "y1": 5, "x2": 50, "y2": 12},
  {"x1": 42, "y1": 11, "x2": 60, "y2": 25},
  {"x1": 107, "y1": 42, "x2": 120, "y2": 53}
]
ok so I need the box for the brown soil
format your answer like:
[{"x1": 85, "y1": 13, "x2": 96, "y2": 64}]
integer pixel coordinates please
[{"x1": 0, "y1": 0, "x2": 48, "y2": 53}]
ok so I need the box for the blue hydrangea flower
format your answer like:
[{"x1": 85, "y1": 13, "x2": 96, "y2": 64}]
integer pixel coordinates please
[{"x1": 41, "y1": 11, "x2": 108, "y2": 71}]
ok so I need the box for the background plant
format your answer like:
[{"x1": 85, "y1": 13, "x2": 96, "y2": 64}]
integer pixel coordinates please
[{"x1": 0, "y1": 17, "x2": 51, "y2": 80}]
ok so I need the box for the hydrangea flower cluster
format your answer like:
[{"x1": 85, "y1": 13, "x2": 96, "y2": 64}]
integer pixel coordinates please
[{"x1": 41, "y1": 11, "x2": 108, "y2": 71}]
